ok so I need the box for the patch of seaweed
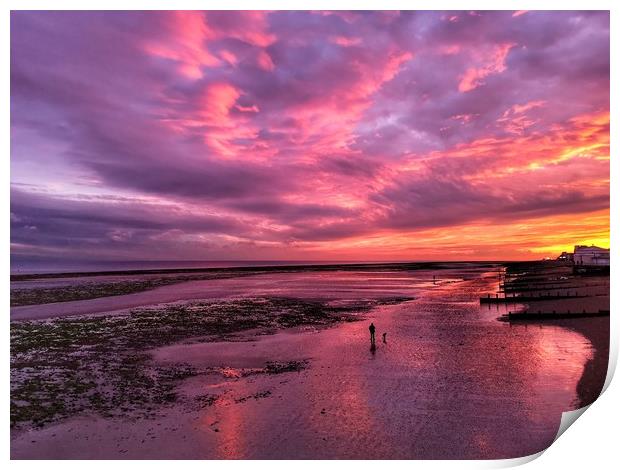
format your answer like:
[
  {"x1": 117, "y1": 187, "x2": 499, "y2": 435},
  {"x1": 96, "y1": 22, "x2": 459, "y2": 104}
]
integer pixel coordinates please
[
  {"x1": 10, "y1": 272, "x2": 256, "y2": 307},
  {"x1": 11, "y1": 296, "x2": 391, "y2": 429}
]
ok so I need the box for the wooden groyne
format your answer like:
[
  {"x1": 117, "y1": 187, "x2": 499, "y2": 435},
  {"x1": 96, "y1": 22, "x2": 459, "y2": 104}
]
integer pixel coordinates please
[
  {"x1": 502, "y1": 310, "x2": 609, "y2": 321},
  {"x1": 492, "y1": 261, "x2": 609, "y2": 323},
  {"x1": 481, "y1": 291, "x2": 587, "y2": 303}
]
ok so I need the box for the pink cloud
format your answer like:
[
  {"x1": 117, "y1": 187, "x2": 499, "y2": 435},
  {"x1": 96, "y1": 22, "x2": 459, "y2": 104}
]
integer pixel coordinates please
[
  {"x1": 438, "y1": 44, "x2": 461, "y2": 55},
  {"x1": 204, "y1": 11, "x2": 276, "y2": 47},
  {"x1": 219, "y1": 49, "x2": 238, "y2": 66},
  {"x1": 199, "y1": 82, "x2": 241, "y2": 124},
  {"x1": 256, "y1": 50, "x2": 275, "y2": 71},
  {"x1": 235, "y1": 104, "x2": 260, "y2": 113},
  {"x1": 329, "y1": 36, "x2": 362, "y2": 47},
  {"x1": 143, "y1": 11, "x2": 276, "y2": 79},
  {"x1": 458, "y1": 43, "x2": 515, "y2": 92},
  {"x1": 451, "y1": 114, "x2": 478, "y2": 124},
  {"x1": 143, "y1": 11, "x2": 220, "y2": 79},
  {"x1": 497, "y1": 100, "x2": 546, "y2": 134},
  {"x1": 509, "y1": 100, "x2": 546, "y2": 115}
]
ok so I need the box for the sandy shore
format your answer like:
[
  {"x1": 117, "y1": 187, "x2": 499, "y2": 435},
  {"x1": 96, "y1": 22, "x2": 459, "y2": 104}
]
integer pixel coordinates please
[
  {"x1": 547, "y1": 316, "x2": 609, "y2": 408},
  {"x1": 499, "y1": 262, "x2": 609, "y2": 407}
]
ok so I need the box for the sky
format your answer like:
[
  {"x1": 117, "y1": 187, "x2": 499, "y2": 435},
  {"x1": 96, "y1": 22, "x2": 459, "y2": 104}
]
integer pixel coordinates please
[{"x1": 10, "y1": 10, "x2": 610, "y2": 263}]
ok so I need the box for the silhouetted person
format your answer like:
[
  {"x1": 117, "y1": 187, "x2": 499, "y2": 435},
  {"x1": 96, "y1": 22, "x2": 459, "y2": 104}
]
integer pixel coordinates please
[
  {"x1": 369, "y1": 322, "x2": 376, "y2": 346},
  {"x1": 382, "y1": 332, "x2": 387, "y2": 343}
]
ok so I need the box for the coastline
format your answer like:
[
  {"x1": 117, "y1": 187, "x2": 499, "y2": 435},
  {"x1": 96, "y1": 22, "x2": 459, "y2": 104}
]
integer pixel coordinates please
[
  {"x1": 11, "y1": 260, "x2": 503, "y2": 281},
  {"x1": 498, "y1": 262, "x2": 610, "y2": 409},
  {"x1": 553, "y1": 316, "x2": 610, "y2": 408},
  {"x1": 11, "y1": 261, "x2": 502, "y2": 309}
]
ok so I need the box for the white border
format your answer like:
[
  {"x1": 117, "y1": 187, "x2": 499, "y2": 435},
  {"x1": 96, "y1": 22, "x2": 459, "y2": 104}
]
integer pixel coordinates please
[{"x1": 2, "y1": 1, "x2": 616, "y2": 468}]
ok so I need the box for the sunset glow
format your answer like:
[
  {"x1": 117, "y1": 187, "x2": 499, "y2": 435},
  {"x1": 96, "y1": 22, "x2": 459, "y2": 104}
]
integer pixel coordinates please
[{"x1": 10, "y1": 10, "x2": 610, "y2": 263}]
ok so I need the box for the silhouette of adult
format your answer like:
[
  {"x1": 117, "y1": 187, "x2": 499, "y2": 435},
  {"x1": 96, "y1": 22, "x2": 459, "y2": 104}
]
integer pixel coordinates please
[{"x1": 369, "y1": 322, "x2": 376, "y2": 346}]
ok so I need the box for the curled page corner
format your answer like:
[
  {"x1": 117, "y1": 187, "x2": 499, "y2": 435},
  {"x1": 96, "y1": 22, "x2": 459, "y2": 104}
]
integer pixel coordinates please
[
  {"x1": 493, "y1": 449, "x2": 545, "y2": 468},
  {"x1": 601, "y1": 349, "x2": 617, "y2": 395},
  {"x1": 549, "y1": 335, "x2": 615, "y2": 449},
  {"x1": 554, "y1": 405, "x2": 591, "y2": 443}
]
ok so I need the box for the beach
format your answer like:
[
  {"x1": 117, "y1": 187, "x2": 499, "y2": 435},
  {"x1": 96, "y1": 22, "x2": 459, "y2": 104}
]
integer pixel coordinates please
[
  {"x1": 10, "y1": 262, "x2": 609, "y2": 459},
  {"x1": 9, "y1": 8, "x2": 611, "y2": 462}
]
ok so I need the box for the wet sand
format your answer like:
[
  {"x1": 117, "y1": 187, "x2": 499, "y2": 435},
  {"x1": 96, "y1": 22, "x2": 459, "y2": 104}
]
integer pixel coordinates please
[
  {"x1": 536, "y1": 316, "x2": 608, "y2": 408},
  {"x1": 10, "y1": 262, "x2": 498, "y2": 307},
  {"x1": 10, "y1": 264, "x2": 607, "y2": 459},
  {"x1": 497, "y1": 263, "x2": 609, "y2": 407},
  {"x1": 10, "y1": 269, "x2": 450, "y2": 321}
]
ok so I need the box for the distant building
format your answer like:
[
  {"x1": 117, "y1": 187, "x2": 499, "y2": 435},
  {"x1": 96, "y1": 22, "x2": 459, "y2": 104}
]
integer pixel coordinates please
[
  {"x1": 573, "y1": 245, "x2": 609, "y2": 273},
  {"x1": 557, "y1": 251, "x2": 574, "y2": 262}
]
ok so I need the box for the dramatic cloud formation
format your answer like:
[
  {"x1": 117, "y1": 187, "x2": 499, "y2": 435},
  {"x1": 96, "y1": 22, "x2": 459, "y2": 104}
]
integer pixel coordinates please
[{"x1": 10, "y1": 11, "x2": 609, "y2": 264}]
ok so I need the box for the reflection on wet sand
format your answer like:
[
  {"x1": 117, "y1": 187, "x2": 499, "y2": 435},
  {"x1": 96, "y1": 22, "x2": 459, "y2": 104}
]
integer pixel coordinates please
[{"x1": 147, "y1": 271, "x2": 593, "y2": 459}]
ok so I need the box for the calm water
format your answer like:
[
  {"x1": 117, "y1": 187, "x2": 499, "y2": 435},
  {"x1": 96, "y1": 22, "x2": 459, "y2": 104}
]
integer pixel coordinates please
[
  {"x1": 11, "y1": 264, "x2": 594, "y2": 459},
  {"x1": 10, "y1": 258, "x2": 388, "y2": 275}
]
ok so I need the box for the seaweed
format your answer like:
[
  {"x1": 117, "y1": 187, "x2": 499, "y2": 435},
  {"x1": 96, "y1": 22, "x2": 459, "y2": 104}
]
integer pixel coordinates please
[{"x1": 11, "y1": 296, "x2": 398, "y2": 429}]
